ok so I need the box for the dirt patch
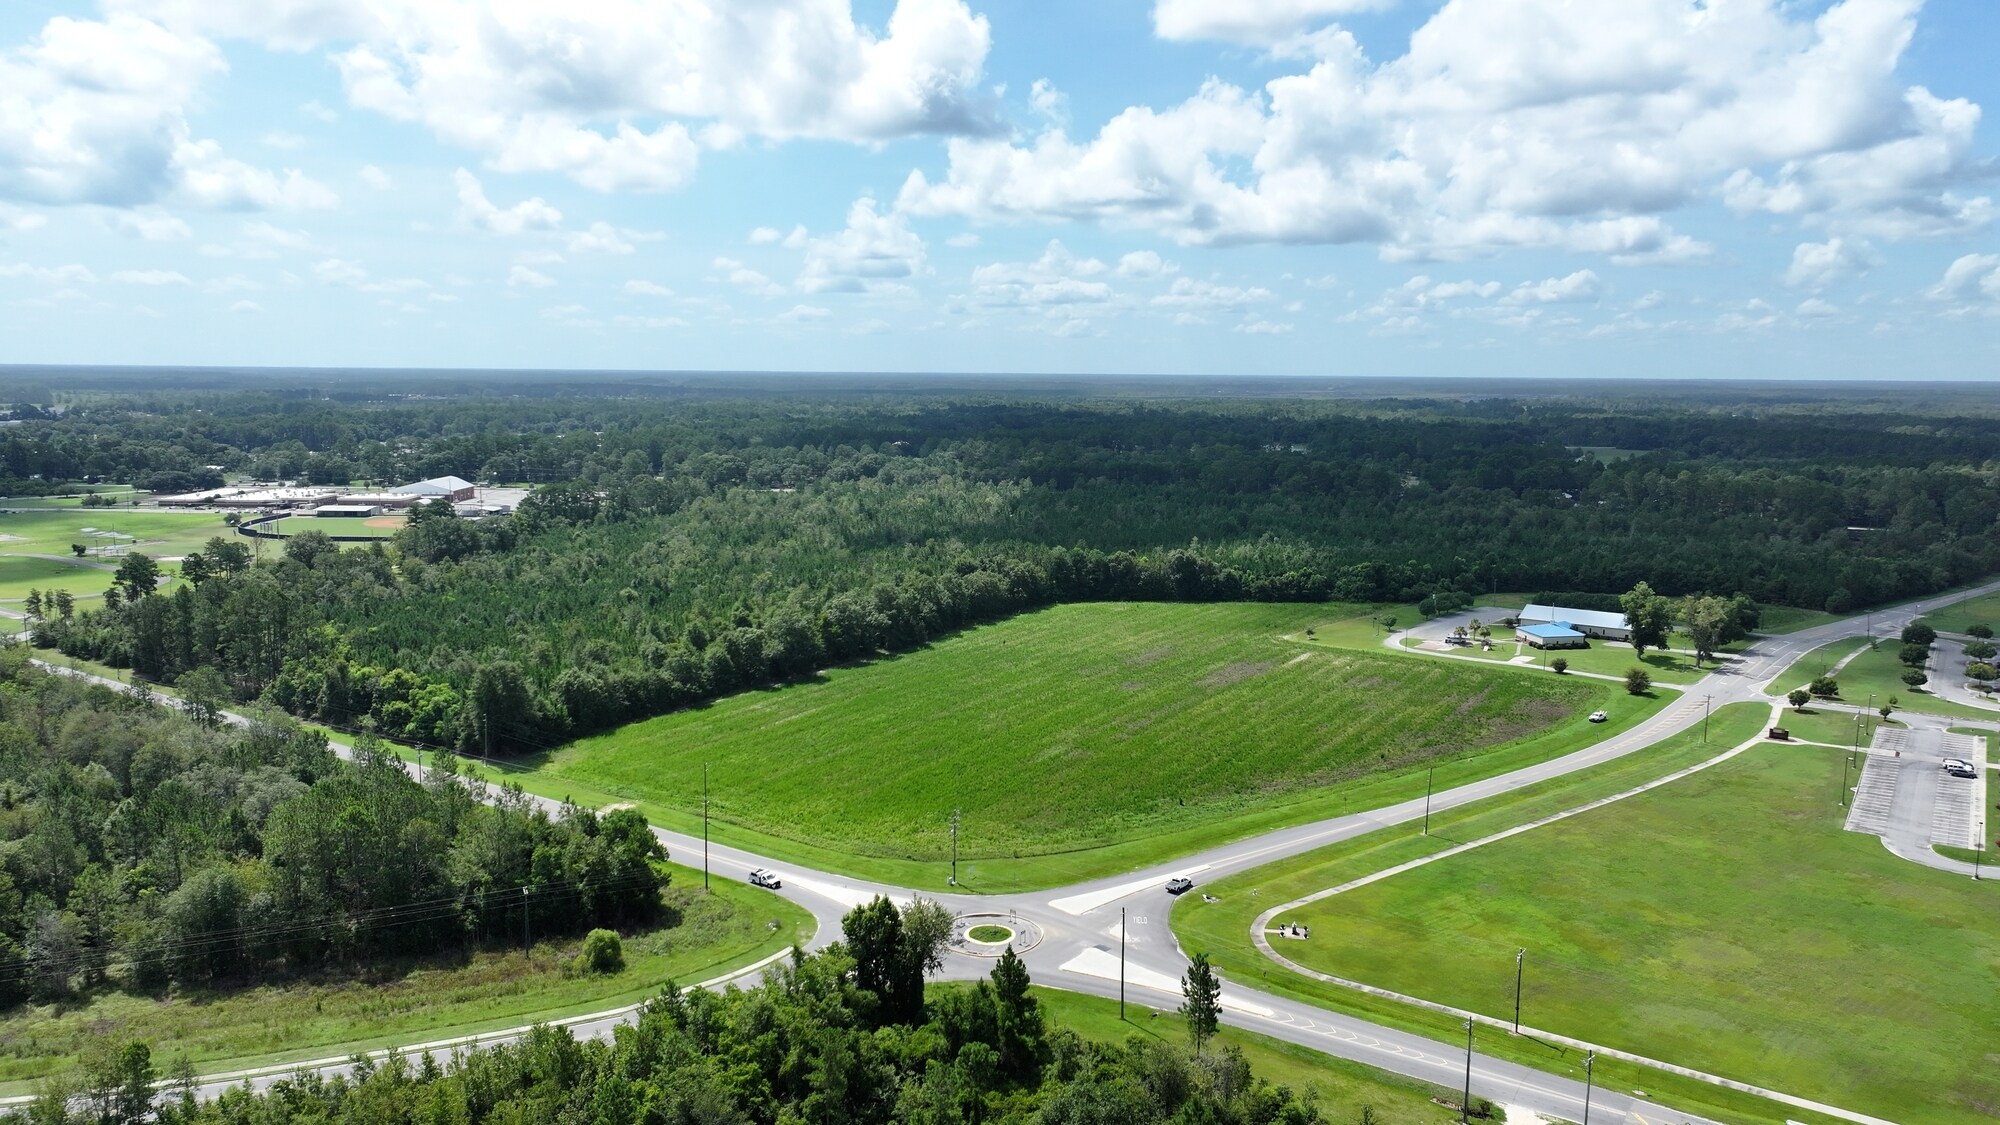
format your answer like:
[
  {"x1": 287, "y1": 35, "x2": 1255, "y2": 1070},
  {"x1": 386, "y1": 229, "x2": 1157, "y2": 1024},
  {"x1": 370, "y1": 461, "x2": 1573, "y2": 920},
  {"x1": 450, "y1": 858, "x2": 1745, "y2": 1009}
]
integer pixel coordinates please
[
  {"x1": 1199, "y1": 661, "x2": 1274, "y2": 689},
  {"x1": 1127, "y1": 646, "x2": 1175, "y2": 666},
  {"x1": 1118, "y1": 681, "x2": 1147, "y2": 692},
  {"x1": 364, "y1": 516, "x2": 406, "y2": 528},
  {"x1": 0, "y1": 534, "x2": 24, "y2": 543}
]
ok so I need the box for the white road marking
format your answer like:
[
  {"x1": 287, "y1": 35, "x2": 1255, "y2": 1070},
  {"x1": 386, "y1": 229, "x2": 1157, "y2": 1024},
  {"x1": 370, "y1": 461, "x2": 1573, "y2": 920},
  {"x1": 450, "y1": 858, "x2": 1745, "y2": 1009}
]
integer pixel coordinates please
[
  {"x1": 1058, "y1": 947, "x2": 1273, "y2": 1018},
  {"x1": 1049, "y1": 865, "x2": 1210, "y2": 915}
]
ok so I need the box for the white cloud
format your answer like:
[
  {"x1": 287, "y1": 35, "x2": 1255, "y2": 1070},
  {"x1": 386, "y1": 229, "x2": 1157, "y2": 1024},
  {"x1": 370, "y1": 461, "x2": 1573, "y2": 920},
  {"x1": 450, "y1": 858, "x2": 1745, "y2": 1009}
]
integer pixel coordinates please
[
  {"x1": 1233, "y1": 318, "x2": 1294, "y2": 335},
  {"x1": 1796, "y1": 297, "x2": 1841, "y2": 318},
  {"x1": 0, "y1": 203, "x2": 47, "y2": 233},
  {"x1": 945, "y1": 232, "x2": 980, "y2": 249},
  {"x1": 1116, "y1": 250, "x2": 1176, "y2": 279},
  {"x1": 229, "y1": 298, "x2": 261, "y2": 313},
  {"x1": 1151, "y1": 277, "x2": 1274, "y2": 310},
  {"x1": 623, "y1": 280, "x2": 675, "y2": 298},
  {"x1": 173, "y1": 139, "x2": 339, "y2": 210},
  {"x1": 1926, "y1": 253, "x2": 2000, "y2": 309},
  {"x1": 300, "y1": 99, "x2": 338, "y2": 123},
  {"x1": 243, "y1": 219, "x2": 315, "y2": 251},
  {"x1": 1029, "y1": 79, "x2": 1068, "y2": 124},
  {"x1": 507, "y1": 265, "x2": 556, "y2": 288},
  {"x1": 261, "y1": 131, "x2": 306, "y2": 150},
  {"x1": 797, "y1": 198, "x2": 927, "y2": 293},
  {"x1": 969, "y1": 240, "x2": 1113, "y2": 308},
  {"x1": 0, "y1": 262, "x2": 98, "y2": 284},
  {"x1": 121, "y1": 0, "x2": 998, "y2": 193},
  {"x1": 110, "y1": 268, "x2": 190, "y2": 285},
  {"x1": 713, "y1": 257, "x2": 785, "y2": 297},
  {"x1": 566, "y1": 221, "x2": 659, "y2": 255},
  {"x1": 1153, "y1": 0, "x2": 1392, "y2": 46},
  {"x1": 749, "y1": 227, "x2": 784, "y2": 245},
  {"x1": 1502, "y1": 270, "x2": 1603, "y2": 306},
  {"x1": 315, "y1": 256, "x2": 431, "y2": 293},
  {"x1": 358, "y1": 164, "x2": 392, "y2": 189},
  {"x1": 104, "y1": 209, "x2": 192, "y2": 241},
  {"x1": 779, "y1": 304, "x2": 832, "y2": 321},
  {"x1": 454, "y1": 169, "x2": 561, "y2": 234},
  {"x1": 1784, "y1": 238, "x2": 1876, "y2": 290},
  {"x1": 902, "y1": 1, "x2": 1988, "y2": 258}
]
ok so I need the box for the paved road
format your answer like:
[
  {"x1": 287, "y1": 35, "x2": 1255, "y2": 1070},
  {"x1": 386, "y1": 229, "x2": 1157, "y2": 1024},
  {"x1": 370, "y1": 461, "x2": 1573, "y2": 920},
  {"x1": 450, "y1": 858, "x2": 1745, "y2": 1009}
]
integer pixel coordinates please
[{"x1": 17, "y1": 576, "x2": 2000, "y2": 1121}]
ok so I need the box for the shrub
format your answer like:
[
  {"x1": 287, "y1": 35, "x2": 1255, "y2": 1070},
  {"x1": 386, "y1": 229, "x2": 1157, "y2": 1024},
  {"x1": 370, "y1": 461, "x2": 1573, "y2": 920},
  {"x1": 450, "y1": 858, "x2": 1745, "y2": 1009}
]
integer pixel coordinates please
[
  {"x1": 1968, "y1": 662, "x2": 1997, "y2": 683},
  {"x1": 1964, "y1": 639, "x2": 1997, "y2": 661},
  {"x1": 1809, "y1": 676, "x2": 1839, "y2": 698},
  {"x1": 1901, "y1": 669, "x2": 1927, "y2": 688},
  {"x1": 1898, "y1": 642, "x2": 1931, "y2": 667},
  {"x1": 575, "y1": 929, "x2": 624, "y2": 975},
  {"x1": 1788, "y1": 689, "x2": 1811, "y2": 710},
  {"x1": 1968, "y1": 623, "x2": 1994, "y2": 640},
  {"x1": 1550, "y1": 657, "x2": 1568, "y2": 674},
  {"x1": 1624, "y1": 667, "x2": 1651, "y2": 695},
  {"x1": 1901, "y1": 623, "x2": 1937, "y2": 647}
]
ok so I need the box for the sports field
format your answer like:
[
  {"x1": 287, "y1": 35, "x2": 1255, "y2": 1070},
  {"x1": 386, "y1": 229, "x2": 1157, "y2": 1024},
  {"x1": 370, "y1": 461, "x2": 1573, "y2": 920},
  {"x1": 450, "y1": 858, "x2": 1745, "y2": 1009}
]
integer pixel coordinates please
[
  {"x1": 0, "y1": 508, "x2": 232, "y2": 561},
  {"x1": 254, "y1": 514, "x2": 402, "y2": 540},
  {"x1": 514, "y1": 602, "x2": 1638, "y2": 890},
  {"x1": 1270, "y1": 745, "x2": 2000, "y2": 1125},
  {"x1": 0, "y1": 554, "x2": 120, "y2": 602}
]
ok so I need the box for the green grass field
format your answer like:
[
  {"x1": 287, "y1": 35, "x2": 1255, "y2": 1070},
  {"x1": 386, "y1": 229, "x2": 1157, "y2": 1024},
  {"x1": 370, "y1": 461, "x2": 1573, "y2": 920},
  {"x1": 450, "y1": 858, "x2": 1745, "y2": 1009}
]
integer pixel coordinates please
[
  {"x1": 0, "y1": 863, "x2": 812, "y2": 1093},
  {"x1": 0, "y1": 554, "x2": 120, "y2": 602},
  {"x1": 1172, "y1": 703, "x2": 1848, "y2": 1125},
  {"x1": 486, "y1": 603, "x2": 1648, "y2": 892},
  {"x1": 1918, "y1": 590, "x2": 2000, "y2": 636},
  {"x1": 256, "y1": 514, "x2": 402, "y2": 540},
  {"x1": 1028, "y1": 988, "x2": 1457, "y2": 1123},
  {"x1": 1398, "y1": 634, "x2": 1713, "y2": 685},
  {"x1": 0, "y1": 508, "x2": 232, "y2": 562},
  {"x1": 1770, "y1": 706, "x2": 1901, "y2": 747},
  {"x1": 1773, "y1": 638, "x2": 1998, "y2": 721},
  {"x1": 1267, "y1": 744, "x2": 1999, "y2": 1125},
  {"x1": 1753, "y1": 604, "x2": 1841, "y2": 634}
]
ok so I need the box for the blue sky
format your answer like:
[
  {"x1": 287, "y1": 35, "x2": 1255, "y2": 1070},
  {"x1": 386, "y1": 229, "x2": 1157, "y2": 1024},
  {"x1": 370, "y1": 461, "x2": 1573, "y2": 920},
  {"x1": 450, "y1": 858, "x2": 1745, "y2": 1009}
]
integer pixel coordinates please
[{"x1": 0, "y1": 0, "x2": 1996, "y2": 378}]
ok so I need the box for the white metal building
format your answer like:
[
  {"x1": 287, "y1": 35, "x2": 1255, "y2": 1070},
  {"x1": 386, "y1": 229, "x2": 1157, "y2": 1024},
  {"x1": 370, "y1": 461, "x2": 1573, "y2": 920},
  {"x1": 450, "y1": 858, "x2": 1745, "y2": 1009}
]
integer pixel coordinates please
[{"x1": 1518, "y1": 604, "x2": 1632, "y2": 641}]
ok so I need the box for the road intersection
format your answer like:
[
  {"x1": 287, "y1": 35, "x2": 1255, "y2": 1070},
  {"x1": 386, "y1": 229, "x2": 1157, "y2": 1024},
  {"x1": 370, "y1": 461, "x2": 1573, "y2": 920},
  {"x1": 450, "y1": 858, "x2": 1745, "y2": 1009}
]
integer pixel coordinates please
[{"x1": 13, "y1": 579, "x2": 2000, "y2": 1122}]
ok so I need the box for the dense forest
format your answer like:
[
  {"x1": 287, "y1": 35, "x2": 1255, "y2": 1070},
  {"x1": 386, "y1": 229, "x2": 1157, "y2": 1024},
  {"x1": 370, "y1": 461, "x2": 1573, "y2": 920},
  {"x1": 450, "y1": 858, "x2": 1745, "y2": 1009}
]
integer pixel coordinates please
[
  {"x1": 19, "y1": 902, "x2": 1346, "y2": 1125},
  {"x1": 0, "y1": 649, "x2": 666, "y2": 1010},
  {"x1": 12, "y1": 383, "x2": 2000, "y2": 752}
]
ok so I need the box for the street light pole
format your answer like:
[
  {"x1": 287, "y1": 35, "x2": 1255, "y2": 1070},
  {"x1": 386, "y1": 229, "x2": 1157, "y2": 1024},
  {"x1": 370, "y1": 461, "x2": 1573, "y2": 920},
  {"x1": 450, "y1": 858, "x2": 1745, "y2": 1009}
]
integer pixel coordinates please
[
  {"x1": 949, "y1": 808, "x2": 960, "y2": 886},
  {"x1": 1976, "y1": 821, "x2": 1984, "y2": 883},
  {"x1": 1423, "y1": 766, "x2": 1435, "y2": 836},
  {"x1": 1461, "y1": 1019, "x2": 1474, "y2": 1125},
  {"x1": 1119, "y1": 907, "x2": 1127, "y2": 1020},
  {"x1": 1581, "y1": 1051, "x2": 1595, "y2": 1125},
  {"x1": 1702, "y1": 695, "x2": 1711, "y2": 743},
  {"x1": 1512, "y1": 948, "x2": 1525, "y2": 1034}
]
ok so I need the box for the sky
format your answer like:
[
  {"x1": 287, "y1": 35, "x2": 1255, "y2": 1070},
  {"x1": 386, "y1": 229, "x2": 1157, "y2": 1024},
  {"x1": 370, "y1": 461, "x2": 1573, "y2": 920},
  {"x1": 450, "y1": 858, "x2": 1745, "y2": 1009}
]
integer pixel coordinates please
[{"x1": 0, "y1": 0, "x2": 1996, "y2": 379}]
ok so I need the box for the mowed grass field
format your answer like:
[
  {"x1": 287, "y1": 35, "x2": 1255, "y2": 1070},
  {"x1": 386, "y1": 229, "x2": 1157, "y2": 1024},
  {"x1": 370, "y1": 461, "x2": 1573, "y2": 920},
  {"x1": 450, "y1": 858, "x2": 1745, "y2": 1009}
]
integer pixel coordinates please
[
  {"x1": 523, "y1": 603, "x2": 1623, "y2": 890},
  {"x1": 0, "y1": 554, "x2": 119, "y2": 602},
  {"x1": 1275, "y1": 745, "x2": 2000, "y2": 1125},
  {"x1": 1774, "y1": 638, "x2": 1998, "y2": 721},
  {"x1": 0, "y1": 863, "x2": 812, "y2": 1092},
  {"x1": 1920, "y1": 590, "x2": 2000, "y2": 636},
  {"x1": 0, "y1": 508, "x2": 232, "y2": 561}
]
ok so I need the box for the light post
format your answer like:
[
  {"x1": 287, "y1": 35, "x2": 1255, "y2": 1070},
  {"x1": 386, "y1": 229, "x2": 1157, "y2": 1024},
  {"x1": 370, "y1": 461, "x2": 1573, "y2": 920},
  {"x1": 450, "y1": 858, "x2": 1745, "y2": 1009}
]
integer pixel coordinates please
[
  {"x1": 949, "y1": 808, "x2": 960, "y2": 887},
  {"x1": 1840, "y1": 750, "x2": 1856, "y2": 808},
  {"x1": 1702, "y1": 695, "x2": 1711, "y2": 743},
  {"x1": 1512, "y1": 948, "x2": 1525, "y2": 1034},
  {"x1": 1423, "y1": 765, "x2": 1435, "y2": 836},
  {"x1": 1460, "y1": 1019, "x2": 1474, "y2": 1125},
  {"x1": 1977, "y1": 821, "x2": 1985, "y2": 882},
  {"x1": 1119, "y1": 907, "x2": 1127, "y2": 1020},
  {"x1": 702, "y1": 763, "x2": 710, "y2": 892},
  {"x1": 1581, "y1": 1051, "x2": 1595, "y2": 1125}
]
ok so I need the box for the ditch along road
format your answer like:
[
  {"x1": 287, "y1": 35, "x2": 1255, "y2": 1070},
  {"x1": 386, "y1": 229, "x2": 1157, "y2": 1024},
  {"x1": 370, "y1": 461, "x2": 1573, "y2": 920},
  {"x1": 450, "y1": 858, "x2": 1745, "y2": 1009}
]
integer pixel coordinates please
[{"x1": 13, "y1": 579, "x2": 2000, "y2": 1121}]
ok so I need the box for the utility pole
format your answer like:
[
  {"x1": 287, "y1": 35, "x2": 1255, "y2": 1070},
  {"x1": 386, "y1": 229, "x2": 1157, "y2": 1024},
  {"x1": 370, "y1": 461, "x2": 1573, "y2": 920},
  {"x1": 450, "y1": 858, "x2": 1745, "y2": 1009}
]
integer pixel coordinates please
[
  {"x1": 1701, "y1": 695, "x2": 1711, "y2": 743},
  {"x1": 1512, "y1": 948, "x2": 1525, "y2": 1034},
  {"x1": 949, "y1": 808, "x2": 960, "y2": 886},
  {"x1": 1581, "y1": 1051, "x2": 1595, "y2": 1125},
  {"x1": 1423, "y1": 765, "x2": 1435, "y2": 836},
  {"x1": 521, "y1": 885, "x2": 530, "y2": 952},
  {"x1": 1119, "y1": 907, "x2": 1127, "y2": 1020},
  {"x1": 1976, "y1": 820, "x2": 1985, "y2": 882},
  {"x1": 703, "y1": 763, "x2": 710, "y2": 892},
  {"x1": 1460, "y1": 1018, "x2": 1474, "y2": 1125}
]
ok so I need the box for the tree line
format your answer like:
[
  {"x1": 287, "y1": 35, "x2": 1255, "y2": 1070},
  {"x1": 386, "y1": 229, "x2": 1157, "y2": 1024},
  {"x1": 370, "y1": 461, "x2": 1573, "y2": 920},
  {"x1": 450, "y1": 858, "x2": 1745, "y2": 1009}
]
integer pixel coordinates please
[
  {"x1": 0, "y1": 648, "x2": 666, "y2": 1012},
  {"x1": 17, "y1": 898, "x2": 1361, "y2": 1125}
]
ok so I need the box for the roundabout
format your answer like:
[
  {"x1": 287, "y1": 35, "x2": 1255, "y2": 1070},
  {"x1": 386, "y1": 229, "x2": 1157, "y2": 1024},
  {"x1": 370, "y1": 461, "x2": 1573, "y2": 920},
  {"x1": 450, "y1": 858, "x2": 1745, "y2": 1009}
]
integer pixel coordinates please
[{"x1": 951, "y1": 912, "x2": 1043, "y2": 957}]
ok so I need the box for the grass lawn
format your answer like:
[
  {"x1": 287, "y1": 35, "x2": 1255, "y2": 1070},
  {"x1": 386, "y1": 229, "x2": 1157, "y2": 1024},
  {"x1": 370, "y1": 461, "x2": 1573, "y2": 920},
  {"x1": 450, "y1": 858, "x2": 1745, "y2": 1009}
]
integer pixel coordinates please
[
  {"x1": 0, "y1": 508, "x2": 232, "y2": 561},
  {"x1": 1918, "y1": 590, "x2": 2000, "y2": 636},
  {"x1": 1269, "y1": 744, "x2": 2000, "y2": 1125},
  {"x1": 0, "y1": 555, "x2": 119, "y2": 602},
  {"x1": 1172, "y1": 703, "x2": 1874, "y2": 1125},
  {"x1": 1028, "y1": 987, "x2": 1458, "y2": 1123},
  {"x1": 1753, "y1": 604, "x2": 1841, "y2": 634},
  {"x1": 255, "y1": 514, "x2": 402, "y2": 541},
  {"x1": 1935, "y1": 844, "x2": 1994, "y2": 865},
  {"x1": 478, "y1": 602, "x2": 1652, "y2": 893},
  {"x1": 1770, "y1": 706, "x2": 1901, "y2": 747},
  {"x1": 0, "y1": 863, "x2": 812, "y2": 1092},
  {"x1": 1772, "y1": 639, "x2": 1999, "y2": 721}
]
